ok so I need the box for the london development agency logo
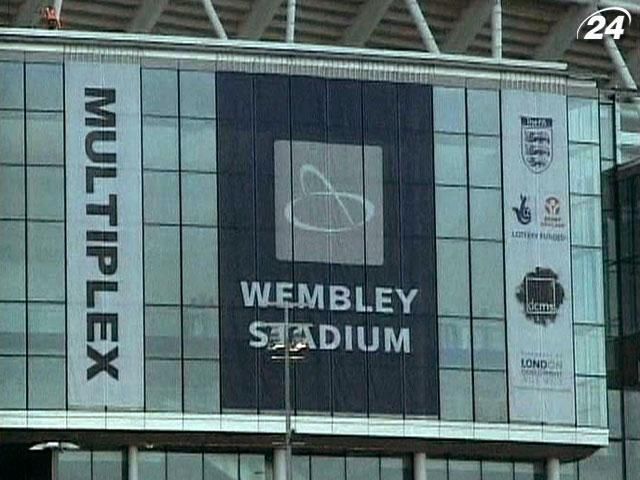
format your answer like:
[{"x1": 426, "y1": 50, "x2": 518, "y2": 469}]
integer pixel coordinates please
[
  {"x1": 521, "y1": 116, "x2": 553, "y2": 174},
  {"x1": 516, "y1": 267, "x2": 565, "y2": 326},
  {"x1": 274, "y1": 140, "x2": 384, "y2": 265}
]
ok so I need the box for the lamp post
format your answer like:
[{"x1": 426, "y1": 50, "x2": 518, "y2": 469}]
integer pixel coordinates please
[{"x1": 268, "y1": 303, "x2": 308, "y2": 480}]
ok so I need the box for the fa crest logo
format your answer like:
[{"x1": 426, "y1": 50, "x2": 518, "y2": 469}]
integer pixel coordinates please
[{"x1": 521, "y1": 116, "x2": 553, "y2": 174}]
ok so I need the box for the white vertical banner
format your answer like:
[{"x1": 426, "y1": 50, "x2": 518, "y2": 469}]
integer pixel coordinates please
[
  {"x1": 502, "y1": 90, "x2": 575, "y2": 424},
  {"x1": 66, "y1": 61, "x2": 144, "y2": 409}
]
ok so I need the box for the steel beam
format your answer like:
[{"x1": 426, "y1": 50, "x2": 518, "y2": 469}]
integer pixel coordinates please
[
  {"x1": 404, "y1": 0, "x2": 440, "y2": 53},
  {"x1": 535, "y1": 4, "x2": 595, "y2": 60},
  {"x1": 127, "y1": 0, "x2": 170, "y2": 33},
  {"x1": 342, "y1": 0, "x2": 395, "y2": 47},
  {"x1": 237, "y1": 0, "x2": 283, "y2": 40},
  {"x1": 443, "y1": 0, "x2": 493, "y2": 53},
  {"x1": 286, "y1": 0, "x2": 295, "y2": 43},
  {"x1": 201, "y1": 0, "x2": 227, "y2": 39},
  {"x1": 492, "y1": 0, "x2": 502, "y2": 59}
]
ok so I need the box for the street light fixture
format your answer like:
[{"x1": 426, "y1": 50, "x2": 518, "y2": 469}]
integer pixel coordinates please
[{"x1": 267, "y1": 303, "x2": 309, "y2": 480}]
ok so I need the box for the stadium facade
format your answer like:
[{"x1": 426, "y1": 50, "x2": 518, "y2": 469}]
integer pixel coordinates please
[{"x1": 0, "y1": 18, "x2": 637, "y2": 480}]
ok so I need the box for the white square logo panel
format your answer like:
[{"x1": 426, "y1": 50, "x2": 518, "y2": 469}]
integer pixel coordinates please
[{"x1": 274, "y1": 140, "x2": 384, "y2": 266}]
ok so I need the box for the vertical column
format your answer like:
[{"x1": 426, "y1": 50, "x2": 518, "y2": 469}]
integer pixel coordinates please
[
  {"x1": 274, "y1": 448, "x2": 286, "y2": 480},
  {"x1": 414, "y1": 453, "x2": 427, "y2": 480},
  {"x1": 546, "y1": 458, "x2": 560, "y2": 480},
  {"x1": 128, "y1": 446, "x2": 139, "y2": 480}
]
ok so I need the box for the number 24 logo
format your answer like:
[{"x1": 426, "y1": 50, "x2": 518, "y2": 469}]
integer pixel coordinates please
[{"x1": 576, "y1": 7, "x2": 632, "y2": 40}]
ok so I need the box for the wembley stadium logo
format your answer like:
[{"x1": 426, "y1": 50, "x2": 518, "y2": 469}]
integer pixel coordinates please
[
  {"x1": 521, "y1": 116, "x2": 553, "y2": 174},
  {"x1": 283, "y1": 163, "x2": 375, "y2": 233}
]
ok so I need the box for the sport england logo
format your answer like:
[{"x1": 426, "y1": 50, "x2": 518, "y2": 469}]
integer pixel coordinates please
[
  {"x1": 577, "y1": 7, "x2": 631, "y2": 41},
  {"x1": 521, "y1": 116, "x2": 553, "y2": 174},
  {"x1": 274, "y1": 140, "x2": 384, "y2": 266},
  {"x1": 513, "y1": 194, "x2": 532, "y2": 225},
  {"x1": 516, "y1": 267, "x2": 565, "y2": 326}
]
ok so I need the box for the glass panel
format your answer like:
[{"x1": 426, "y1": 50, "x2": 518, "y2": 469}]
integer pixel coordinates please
[
  {"x1": 434, "y1": 87, "x2": 465, "y2": 133},
  {"x1": 472, "y1": 319, "x2": 505, "y2": 370},
  {"x1": 438, "y1": 316, "x2": 471, "y2": 368},
  {"x1": 143, "y1": 116, "x2": 179, "y2": 170},
  {"x1": 28, "y1": 303, "x2": 65, "y2": 355},
  {"x1": 139, "y1": 452, "x2": 166, "y2": 480},
  {"x1": 449, "y1": 460, "x2": 481, "y2": 480},
  {"x1": 311, "y1": 456, "x2": 346, "y2": 480},
  {"x1": 624, "y1": 390, "x2": 640, "y2": 439},
  {"x1": 292, "y1": 456, "x2": 310, "y2": 480},
  {"x1": 578, "y1": 441, "x2": 623, "y2": 480},
  {"x1": 469, "y1": 136, "x2": 501, "y2": 188},
  {"x1": 27, "y1": 166, "x2": 64, "y2": 220},
  {"x1": 570, "y1": 195, "x2": 602, "y2": 247},
  {"x1": 0, "y1": 110, "x2": 24, "y2": 164},
  {"x1": 468, "y1": 90, "x2": 499, "y2": 135},
  {"x1": 574, "y1": 325, "x2": 605, "y2": 375},
  {"x1": 0, "y1": 165, "x2": 25, "y2": 217},
  {"x1": 204, "y1": 453, "x2": 238, "y2": 480},
  {"x1": 239, "y1": 454, "x2": 266, "y2": 480},
  {"x1": 568, "y1": 97, "x2": 598, "y2": 143},
  {"x1": 425, "y1": 459, "x2": 446, "y2": 480},
  {"x1": 346, "y1": 457, "x2": 379, "y2": 480},
  {"x1": 145, "y1": 359, "x2": 181, "y2": 411},
  {"x1": 559, "y1": 462, "x2": 577, "y2": 480},
  {"x1": 440, "y1": 369, "x2": 472, "y2": 420},
  {"x1": 608, "y1": 389, "x2": 622, "y2": 439},
  {"x1": 513, "y1": 463, "x2": 537, "y2": 480},
  {"x1": 0, "y1": 220, "x2": 25, "y2": 300},
  {"x1": 182, "y1": 227, "x2": 218, "y2": 306},
  {"x1": 145, "y1": 306, "x2": 181, "y2": 358},
  {"x1": 482, "y1": 462, "x2": 512, "y2": 480},
  {"x1": 93, "y1": 451, "x2": 124, "y2": 480},
  {"x1": 470, "y1": 188, "x2": 502, "y2": 240},
  {"x1": 143, "y1": 171, "x2": 180, "y2": 224},
  {"x1": 142, "y1": 69, "x2": 178, "y2": 117},
  {"x1": 26, "y1": 112, "x2": 63, "y2": 165},
  {"x1": 144, "y1": 226, "x2": 181, "y2": 305},
  {"x1": 25, "y1": 63, "x2": 63, "y2": 111},
  {"x1": 576, "y1": 376, "x2": 607, "y2": 427},
  {"x1": 436, "y1": 186, "x2": 468, "y2": 238},
  {"x1": 0, "y1": 62, "x2": 24, "y2": 109},
  {"x1": 167, "y1": 453, "x2": 202, "y2": 480},
  {"x1": 183, "y1": 307, "x2": 218, "y2": 359},
  {"x1": 599, "y1": 103, "x2": 614, "y2": 160},
  {"x1": 0, "y1": 356, "x2": 25, "y2": 408},
  {"x1": 572, "y1": 247, "x2": 604, "y2": 324},
  {"x1": 180, "y1": 70, "x2": 216, "y2": 118},
  {"x1": 28, "y1": 356, "x2": 65, "y2": 408},
  {"x1": 434, "y1": 133, "x2": 466, "y2": 186},
  {"x1": 184, "y1": 359, "x2": 218, "y2": 413},
  {"x1": 27, "y1": 222, "x2": 64, "y2": 301},
  {"x1": 0, "y1": 303, "x2": 25, "y2": 354},
  {"x1": 569, "y1": 143, "x2": 600, "y2": 195},
  {"x1": 626, "y1": 440, "x2": 640, "y2": 480},
  {"x1": 437, "y1": 239, "x2": 470, "y2": 317},
  {"x1": 474, "y1": 370, "x2": 507, "y2": 422},
  {"x1": 181, "y1": 119, "x2": 217, "y2": 172},
  {"x1": 471, "y1": 241, "x2": 504, "y2": 318},
  {"x1": 380, "y1": 457, "x2": 404, "y2": 480},
  {"x1": 182, "y1": 173, "x2": 217, "y2": 226},
  {"x1": 58, "y1": 451, "x2": 91, "y2": 480}
]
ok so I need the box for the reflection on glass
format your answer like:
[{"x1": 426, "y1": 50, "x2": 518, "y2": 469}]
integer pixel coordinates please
[
  {"x1": 440, "y1": 369, "x2": 472, "y2": 421},
  {"x1": 0, "y1": 62, "x2": 24, "y2": 109},
  {"x1": 437, "y1": 239, "x2": 470, "y2": 317},
  {"x1": 474, "y1": 370, "x2": 507, "y2": 422},
  {"x1": 143, "y1": 116, "x2": 179, "y2": 170},
  {"x1": 27, "y1": 166, "x2": 64, "y2": 220},
  {"x1": 0, "y1": 356, "x2": 25, "y2": 408},
  {"x1": 436, "y1": 186, "x2": 468, "y2": 238},
  {"x1": 28, "y1": 356, "x2": 65, "y2": 409},
  {"x1": 182, "y1": 173, "x2": 217, "y2": 226},
  {"x1": 181, "y1": 119, "x2": 217, "y2": 172},
  {"x1": 471, "y1": 241, "x2": 504, "y2": 318},
  {"x1": 144, "y1": 226, "x2": 181, "y2": 304},
  {"x1": 145, "y1": 306, "x2": 181, "y2": 358},
  {"x1": 433, "y1": 87, "x2": 466, "y2": 133},
  {"x1": 438, "y1": 316, "x2": 471, "y2": 368},
  {"x1": 0, "y1": 303, "x2": 25, "y2": 354},
  {"x1": 144, "y1": 171, "x2": 180, "y2": 224},
  {"x1": 0, "y1": 165, "x2": 25, "y2": 218},
  {"x1": 434, "y1": 133, "x2": 466, "y2": 186},
  {"x1": 145, "y1": 358, "x2": 181, "y2": 411},
  {"x1": 467, "y1": 90, "x2": 499, "y2": 135},
  {"x1": 26, "y1": 63, "x2": 63, "y2": 111},
  {"x1": 142, "y1": 69, "x2": 178, "y2": 116},
  {"x1": 28, "y1": 303, "x2": 65, "y2": 355},
  {"x1": 182, "y1": 227, "x2": 218, "y2": 306},
  {"x1": 184, "y1": 359, "x2": 218, "y2": 413},
  {"x1": 26, "y1": 112, "x2": 63, "y2": 164},
  {"x1": 0, "y1": 111, "x2": 24, "y2": 164},
  {"x1": 180, "y1": 71, "x2": 216, "y2": 119},
  {"x1": 27, "y1": 222, "x2": 65, "y2": 301},
  {"x1": 0, "y1": 221, "x2": 25, "y2": 301}
]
